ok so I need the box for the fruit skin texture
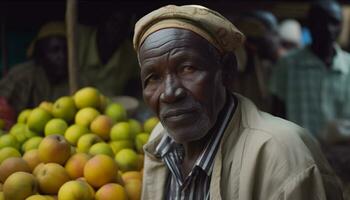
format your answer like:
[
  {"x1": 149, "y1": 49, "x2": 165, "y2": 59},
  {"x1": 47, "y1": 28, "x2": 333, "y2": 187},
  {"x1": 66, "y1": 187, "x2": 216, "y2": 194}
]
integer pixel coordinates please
[
  {"x1": 104, "y1": 103, "x2": 127, "y2": 123},
  {"x1": 143, "y1": 117, "x2": 159, "y2": 133},
  {"x1": 75, "y1": 107, "x2": 100, "y2": 127},
  {"x1": 88, "y1": 142, "x2": 114, "y2": 157},
  {"x1": 90, "y1": 115, "x2": 113, "y2": 141},
  {"x1": 95, "y1": 183, "x2": 128, "y2": 200},
  {"x1": 26, "y1": 194, "x2": 56, "y2": 200},
  {"x1": 64, "y1": 124, "x2": 89, "y2": 146},
  {"x1": 44, "y1": 118, "x2": 68, "y2": 136},
  {"x1": 22, "y1": 136, "x2": 43, "y2": 152},
  {"x1": 58, "y1": 180, "x2": 95, "y2": 200},
  {"x1": 22, "y1": 149, "x2": 42, "y2": 172},
  {"x1": 110, "y1": 122, "x2": 134, "y2": 141},
  {"x1": 65, "y1": 153, "x2": 91, "y2": 179},
  {"x1": 52, "y1": 96, "x2": 77, "y2": 123},
  {"x1": 38, "y1": 134, "x2": 71, "y2": 165},
  {"x1": 35, "y1": 163, "x2": 71, "y2": 195},
  {"x1": 109, "y1": 140, "x2": 134, "y2": 155},
  {"x1": 27, "y1": 108, "x2": 52, "y2": 133},
  {"x1": 17, "y1": 109, "x2": 32, "y2": 123},
  {"x1": 74, "y1": 87, "x2": 101, "y2": 109},
  {"x1": 84, "y1": 155, "x2": 119, "y2": 188},
  {"x1": 76, "y1": 134, "x2": 102, "y2": 153},
  {"x1": 124, "y1": 179, "x2": 142, "y2": 200},
  {"x1": 0, "y1": 157, "x2": 31, "y2": 183},
  {"x1": 115, "y1": 149, "x2": 140, "y2": 172},
  {"x1": 0, "y1": 134, "x2": 19, "y2": 149},
  {"x1": 3, "y1": 172, "x2": 38, "y2": 200},
  {"x1": 0, "y1": 147, "x2": 21, "y2": 164}
]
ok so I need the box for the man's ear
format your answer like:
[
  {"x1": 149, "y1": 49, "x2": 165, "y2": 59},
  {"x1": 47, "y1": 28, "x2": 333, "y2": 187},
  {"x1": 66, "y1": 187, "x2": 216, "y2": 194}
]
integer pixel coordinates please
[{"x1": 220, "y1": 52, "x2": 237, "y2": 90}]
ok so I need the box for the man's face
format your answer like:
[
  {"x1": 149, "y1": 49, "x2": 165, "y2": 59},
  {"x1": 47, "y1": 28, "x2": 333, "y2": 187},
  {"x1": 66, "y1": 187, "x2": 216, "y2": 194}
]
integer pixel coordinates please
[
  {"x1": 38, "y1": 36, "x2": 68, "y2": 82},
  {"x1": 309, "y1": 2, "x2": 342, "y2": 47},
  {"x1": 139, "y1": 28, "x2": 227, "y2": 143}
]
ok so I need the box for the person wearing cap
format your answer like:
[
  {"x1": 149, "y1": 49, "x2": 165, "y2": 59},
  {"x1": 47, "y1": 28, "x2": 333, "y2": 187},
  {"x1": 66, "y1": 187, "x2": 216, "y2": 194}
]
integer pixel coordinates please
[
  {"x1": 133, "y1": 4, "x2": 343, "y2": 200},
  {"x1": 278, "y1": 19, "x2": 302, "y2": 51},
  {"x1": 269, "y1": 0, "x2": 350, "y2": 142},
  {"x1": 233, "y1": 11, "x2": 284, "y2": 112},
  {"x1": 0, "y1": 22, "x2": 69, "y2": 114}
]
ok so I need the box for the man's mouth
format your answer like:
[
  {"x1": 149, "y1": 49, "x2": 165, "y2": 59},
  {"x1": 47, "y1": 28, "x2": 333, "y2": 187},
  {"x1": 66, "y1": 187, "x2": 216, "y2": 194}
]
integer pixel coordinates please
[{"x1": 161, "y1": 108, "x2": 197, "y2": 121}]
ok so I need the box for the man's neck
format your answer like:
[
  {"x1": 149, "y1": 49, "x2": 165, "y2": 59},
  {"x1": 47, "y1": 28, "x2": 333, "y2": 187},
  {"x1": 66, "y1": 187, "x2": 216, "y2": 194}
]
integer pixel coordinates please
[
  {"x1": 180, "y1": 93, "x2": 233, "y2": 177},
  {"x1": 310, "y1": 42, "x2": 336, "y2": 68}
]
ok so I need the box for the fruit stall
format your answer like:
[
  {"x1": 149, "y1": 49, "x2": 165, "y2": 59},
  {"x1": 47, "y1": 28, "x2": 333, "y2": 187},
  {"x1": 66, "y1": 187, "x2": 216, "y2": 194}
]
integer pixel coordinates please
[{"x1": 0, "y1": 86, "x2": 159, "y2": 200}]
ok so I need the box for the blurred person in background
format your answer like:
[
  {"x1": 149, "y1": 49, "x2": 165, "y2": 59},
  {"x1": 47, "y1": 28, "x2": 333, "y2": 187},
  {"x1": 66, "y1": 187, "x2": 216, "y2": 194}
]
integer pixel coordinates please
[
  {"x1": 269, "y1": 1, "x2": 350, "y2": 193},
  {"x1": 0, "y1": 22, "x2": 69, "y2": 115},
  {"x1": 269, "y1": 0, "x2": 350, "y2": 141},
  {"x1": 233, "y1": 11, "x2": 284, "y2": 112},
  {"x1": 278, "y1": 19, "x2": 303, "y2": 51},
  {"x1": 78, "y1": 12, "x2": 141, "y2": 99}
]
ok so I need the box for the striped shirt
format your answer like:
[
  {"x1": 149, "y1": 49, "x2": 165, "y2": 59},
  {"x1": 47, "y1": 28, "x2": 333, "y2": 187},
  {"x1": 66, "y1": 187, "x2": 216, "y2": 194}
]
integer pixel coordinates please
[
  {"x1": 269, "y1": 45, "x2": 350, "y2": 136},
  {"x1": 155, "y1": 95, "x2": 236, "y2": 200}
]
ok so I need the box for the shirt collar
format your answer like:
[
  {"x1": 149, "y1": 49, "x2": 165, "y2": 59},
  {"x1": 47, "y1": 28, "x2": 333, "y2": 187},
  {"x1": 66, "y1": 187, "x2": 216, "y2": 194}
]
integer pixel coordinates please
[
  {"x1": 303, "y1": 44, "x2": 349, "y2": 74},
  {"x1": 155, "y1": 94, "x2": 236, "y2": 176}
]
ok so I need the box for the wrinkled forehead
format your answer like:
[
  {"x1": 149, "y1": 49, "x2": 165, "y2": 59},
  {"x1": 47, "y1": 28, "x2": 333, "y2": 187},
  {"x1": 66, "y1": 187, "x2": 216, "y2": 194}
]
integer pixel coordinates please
[{"x1": 139, "y1": 28, "x2": 219, "y2": 61}]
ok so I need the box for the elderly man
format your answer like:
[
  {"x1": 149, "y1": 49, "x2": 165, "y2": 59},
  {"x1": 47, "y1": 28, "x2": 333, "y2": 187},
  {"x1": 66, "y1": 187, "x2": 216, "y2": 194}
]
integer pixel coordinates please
[{"x1": 133, "y1": 5, "x2": 343, "y2": 200}]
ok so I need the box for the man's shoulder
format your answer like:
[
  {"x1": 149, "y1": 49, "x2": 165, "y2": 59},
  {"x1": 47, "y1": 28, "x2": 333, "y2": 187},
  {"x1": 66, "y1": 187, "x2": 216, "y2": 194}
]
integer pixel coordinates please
[
  {"x1": 236, "y1": 95, "x2": 318, "y2": 163},
  {"x1": 6, "y1": 61, "x2": 38, "y2": 77}
]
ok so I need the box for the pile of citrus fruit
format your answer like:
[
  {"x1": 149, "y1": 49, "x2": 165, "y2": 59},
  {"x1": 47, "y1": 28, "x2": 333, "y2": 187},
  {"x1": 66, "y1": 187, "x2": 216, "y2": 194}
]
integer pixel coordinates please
[{"x1": 0, "y1": 87, "x2": 159, "y2": 200}]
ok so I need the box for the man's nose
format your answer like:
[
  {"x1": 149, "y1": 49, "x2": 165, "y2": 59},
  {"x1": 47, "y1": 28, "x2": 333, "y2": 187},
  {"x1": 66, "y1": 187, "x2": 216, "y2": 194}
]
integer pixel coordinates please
[{"x1": 160, "y1": 75, "x2": 186, "y2": 103}]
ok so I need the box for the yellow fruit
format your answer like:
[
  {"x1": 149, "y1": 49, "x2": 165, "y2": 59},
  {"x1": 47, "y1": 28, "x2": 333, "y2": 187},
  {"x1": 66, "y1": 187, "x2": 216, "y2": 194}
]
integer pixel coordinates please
[
  {"x1": 110, "y1": 122, "x2": 134, "y2": 141},
  {"x1": 124, "y1": 179, "x2": 142, "y2": 200},
  {"x1": 3, "y1": 172, "x2": 38, "y2": 200},
  {"x1": 0, "y1": 134, "x2": 19, "y2": 149},
  {"x1": 0, "y1": 157, "x2": 31, "y2": 183},
  {"x1": 84, "y1": 155, "x2": 118, "y2": 188},
  {"x1": 109, "y1": 140, "x2": 134, "y2": 155},
  {"x1": 27, "y1": 108, "x2": 52, "y2": 133},
  {"x1": 38, "y1": 135, "x2": 71, "y2": 165},
  {"x1": 95, "y1": 183, "x2": 128, "y2": 200},
  {"x1": 26, "y1": 194, "x2": 56, "y2": 200},
  {"x1": 33, "y1": 163, "x2": 45, "y2": 177},
  {"x1": 88, "y1": 142, "x2": 114, "y2": 157},
  {"x1": 22, "y1": 136, "x2": 43, "y2": 152},
  {"x1": 44, "y1": 118, "x2": 68, "y2": 136},
  {"x1": 122, "y1": 171, "x2": 142, "y2": 184},
  {"x1": 17, "y1": 109, "x2": 32, "y2": 124},
  {"x1": 22, "y1": 149, "x2": 41, "y2": 172},
  {"x1": 76, "y1": 134, "x2": 102, "y2": 153},
  {"x1": 9, "y1": 123, "x2": 27, "y2": 145},
  {"x1": 64, "y1": 124, "x2": 89, "y2": 146},
  {"x1": 135, "y1": 133, "x2": 150, "y2": 153},
  {"x1": 90, "y1": 115, "x2": 113, "y2": 140},
  {"x1": 75, "y1": 107, "x2": 100, "y2": 127},
  {"x1": 52, "y1": 96, "x2": 77, "y2": 122},
  {"x1": 36, "y1": 163, "x2": 71, "y2": 195},
  {"x1": 39, "y1": 101, "x2": 53, "y2": 114},
  {"x1": 58, "y1": 180, "x2": 94, "y2": 200},
  {"x1": 129, "y1": 119, "x2": 142, "y2": 137},
  {"x1": 74, "y1": 87, "x2": 101, "y2": 109},
  {"x1": 143, "y1": 117, "x2": 159, "y2": 133},
  {"x1": 0, "y1": 147, "x2": 21, "y2": 164},
  {"x1": 104, "y1": 103, "x2": 127, "y2": 123},
  {"x1": 115, "y1": 149, "x2": 140, "y2": 172},
  {"x1": 65, "y1": 153, "x2": 91, "y2": 179}
]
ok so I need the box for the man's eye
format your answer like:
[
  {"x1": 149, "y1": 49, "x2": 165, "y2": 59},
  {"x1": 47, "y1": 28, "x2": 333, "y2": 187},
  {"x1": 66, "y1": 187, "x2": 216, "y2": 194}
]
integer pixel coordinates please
[
  {"x1": 182, "y1": 66, "x2": 195, "y2": 74},
  {"x1": 145, "y1": 74, "x2": 161, "y2": 86}
]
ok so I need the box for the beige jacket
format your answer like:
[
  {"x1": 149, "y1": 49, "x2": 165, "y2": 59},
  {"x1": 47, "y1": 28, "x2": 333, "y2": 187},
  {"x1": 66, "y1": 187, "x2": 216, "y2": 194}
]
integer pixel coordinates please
[{"x1": 142, "y1": 94, "x2": 343, "y2": 200}]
